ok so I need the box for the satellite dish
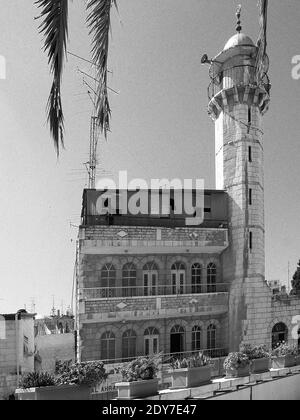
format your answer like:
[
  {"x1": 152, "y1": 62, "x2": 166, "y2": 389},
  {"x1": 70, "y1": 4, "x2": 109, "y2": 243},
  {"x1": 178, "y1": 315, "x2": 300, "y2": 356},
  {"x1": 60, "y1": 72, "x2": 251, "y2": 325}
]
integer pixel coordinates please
[{"x1": 201, "y1": 54, "x2": 210, "y2": 64}]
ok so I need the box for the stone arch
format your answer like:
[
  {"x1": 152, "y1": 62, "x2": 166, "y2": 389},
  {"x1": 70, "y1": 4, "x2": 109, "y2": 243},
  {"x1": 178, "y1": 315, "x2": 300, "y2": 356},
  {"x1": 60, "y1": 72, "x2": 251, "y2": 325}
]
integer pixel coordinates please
[
  {"x1": 205, "y1": 257, "x2": 220, "y2": 275},
  {"x1": 270, "y1": 319, "x2": 289, "y2": 348},
  {"x1": 268, "y1": 317, "x2": 291, "y2": 336},
  {"x1": 118, "y1": 322, "x2": 139, "y2": 337},
  {"x1": 166, "y1": 319, "x2": 189, "y2": 336},
  {"x1": 141, "y1": 319, "x2": 161, "y2": 333},
  {"x1": 167, "y1": 255, "x2": 190, "y2": 269},
  {"x1": 96, "y1": 324, "x2": 119, "y2": 340},
  {"x1": 189, "y1": 257, "x2": 205, "y2": 269},
  {"x1": 204, "y1": 319, "x2": 221, "y2": 330},
  {"x1": 119, "y1": 256, "x2": 140, "y2": 266},
  {"x1": 189, "y1": 319, "x2": 205, "y2": 332},
  {"x1": 139, "y1": 256, "x2": 164, "y2": 271},
  {"x1": 100, "y1": 256, "x2": 119, "y2": 266}
]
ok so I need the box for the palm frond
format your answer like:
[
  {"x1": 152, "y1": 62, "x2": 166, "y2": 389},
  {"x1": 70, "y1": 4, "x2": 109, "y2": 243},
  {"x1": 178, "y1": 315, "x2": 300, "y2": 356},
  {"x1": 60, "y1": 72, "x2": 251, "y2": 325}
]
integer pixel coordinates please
[
  {"x1": 256, "y1": 0, "x2": 268, "y2": 84},
  {"x1": 86, "y1": 0, "x2": 116, "y2": 138},
  {"x1": 36, "y1": 0, "x2": 69, "y2": 155}
]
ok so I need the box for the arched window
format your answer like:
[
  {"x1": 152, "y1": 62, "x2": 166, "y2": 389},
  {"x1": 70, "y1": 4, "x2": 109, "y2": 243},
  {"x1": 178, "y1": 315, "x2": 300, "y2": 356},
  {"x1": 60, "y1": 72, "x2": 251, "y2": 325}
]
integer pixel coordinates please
[
  {"x1": 207, "y1": 263, "x2": 217, "y2": 293},
  {"x1": 170, "y1": 325, "x2": 185, "y2": 354},
  {"x1": 272, "y1": 323, "x2": 288, "y2": 349},
  {"x1": 122, "y1": 263, "x2": 137, "y2": 297},
  {"x1": 191, "y1": 263, "x2": 202, "y2": 294},
  {"x1": 101, "y1": 263, "x2": 116, "y2": 297},
  {"x1": 101, "y1": 331, "x2": 115, "y2": 361},
  {"x1": 192, "y1": 326, "x2": 202, "y2": 351},
  {"x1": 207, "y1": 324, "x2": 217, "y2": 352},
  {"x1": 143, "y1": 262, "x2": 158, "y2": 296},
  {"x1": 171, "y1": 262, "x2": 186, "y2": 295},
  {"x1": 144, "y1": 327, "x2": 159, "y2": 355},
  {"x1": 122, "y1": 330, "x2": 137, "y2": 360}
]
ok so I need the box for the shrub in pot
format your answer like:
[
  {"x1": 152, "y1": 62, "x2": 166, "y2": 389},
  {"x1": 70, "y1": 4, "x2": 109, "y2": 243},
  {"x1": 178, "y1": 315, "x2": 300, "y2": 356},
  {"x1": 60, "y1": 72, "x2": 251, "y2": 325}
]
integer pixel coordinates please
[
  {"x1": 240, "y1": 344, "x2": 270, "y2": 374},
  {"x1": 295, "y1": 350, "x2": 300, "y2": 366},
  {"x1": 16, "y1": 360, "x2": 108, "y2": 400},
  {"x1": 55, "y1": 360, "x2": 108, "y2": 388},
  {"x1": 168, "y1": 352, "x2": 212, "y2": 389},
  {"x1": 223, "y1": 352, "x2": 250, "y2": 378},
  {"x1": 19, "y1": 372, "x2": 56, "y2": 388},
  {"x1": 271, "y1": 342, "x2": 297, "y2": 369},
  {"x1": 115, "y1": 354, "x2": 160, "y2": 399}
]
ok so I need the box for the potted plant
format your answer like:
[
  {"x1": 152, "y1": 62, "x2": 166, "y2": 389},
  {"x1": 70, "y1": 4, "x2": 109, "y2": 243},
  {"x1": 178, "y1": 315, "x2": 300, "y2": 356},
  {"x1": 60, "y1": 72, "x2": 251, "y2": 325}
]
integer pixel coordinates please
[
  {"x1": 168, "y1": 352, "x2": 212, "y2": 389},
  {"x1": 271, "y1": 342, "x2": 297, "y2": 369},
  {"x1": 15, "y1": 372, "x2": 56, "y2": 400},
  {"x1": 115, "y1": 355, "x2": 160, "y2": 399},
  {"x1": 240, "y1": 344, "x2": 270, "y2": 374},
  {"x1": 295, "y1": 349, "x2": 300, "y2": 366},
  {"x1": 224, "y1": 352, "x2": 250, "y2": 378},
  {"x1": 15, "y1": 360, "x2": 108, "y2": 400}
]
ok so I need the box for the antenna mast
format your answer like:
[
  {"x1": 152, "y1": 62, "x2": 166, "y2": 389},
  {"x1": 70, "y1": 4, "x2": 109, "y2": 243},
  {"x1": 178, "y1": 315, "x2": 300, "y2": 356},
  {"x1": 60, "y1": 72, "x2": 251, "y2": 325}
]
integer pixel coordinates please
[{"x1": 89, "y1": 115, "x2": 100, "y2": 189}]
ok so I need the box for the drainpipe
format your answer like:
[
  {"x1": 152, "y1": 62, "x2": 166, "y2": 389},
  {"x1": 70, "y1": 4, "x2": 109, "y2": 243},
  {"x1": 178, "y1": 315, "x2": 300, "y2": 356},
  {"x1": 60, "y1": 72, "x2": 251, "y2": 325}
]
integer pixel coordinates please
[{"x1": 15, "y1": 313, "x2": 20, "y2": 386}]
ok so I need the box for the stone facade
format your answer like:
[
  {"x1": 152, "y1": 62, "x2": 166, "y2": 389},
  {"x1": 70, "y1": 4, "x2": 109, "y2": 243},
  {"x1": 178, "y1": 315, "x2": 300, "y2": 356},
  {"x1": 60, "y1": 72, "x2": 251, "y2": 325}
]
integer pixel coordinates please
[
  {"x1": 77, "y1": 244, "x2": 230, "y2": 362},
  {"x1": 75, "y1": 31, "x2": 300, "y2": 364},
  {"x1": 209, "y1": 33, "x2": 300, "y2": 350},
  {"x1": 0, "y1": 312, "x2": 35, "y2": 399}
]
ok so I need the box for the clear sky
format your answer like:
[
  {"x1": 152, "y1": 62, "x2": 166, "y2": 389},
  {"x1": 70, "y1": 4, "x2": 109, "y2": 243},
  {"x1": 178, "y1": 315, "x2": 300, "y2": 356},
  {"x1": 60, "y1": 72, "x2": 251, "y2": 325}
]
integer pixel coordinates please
[{"x1": 0, "y1": 0, "x2": 300, "y2": 315}]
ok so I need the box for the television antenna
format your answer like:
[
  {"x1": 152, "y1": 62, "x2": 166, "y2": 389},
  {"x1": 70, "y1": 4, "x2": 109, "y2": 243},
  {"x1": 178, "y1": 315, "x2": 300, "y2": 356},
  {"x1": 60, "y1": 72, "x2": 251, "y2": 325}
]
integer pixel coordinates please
[{"x1": 73, "y1": 57, "x2": 119, "y2": 190}]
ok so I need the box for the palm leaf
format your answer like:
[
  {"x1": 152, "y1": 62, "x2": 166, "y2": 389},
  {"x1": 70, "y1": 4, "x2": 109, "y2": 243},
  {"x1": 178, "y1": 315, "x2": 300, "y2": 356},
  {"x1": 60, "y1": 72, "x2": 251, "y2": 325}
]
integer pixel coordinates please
[
  {"x1": 86, "y1": 0, "x2": 116, "y2": 138},
  {"x1": 256, "y1": 0, "x2": 268, "y2": 84},
  {"x1": 36, "y1": 0, "x2": 69, "y2": 155}
]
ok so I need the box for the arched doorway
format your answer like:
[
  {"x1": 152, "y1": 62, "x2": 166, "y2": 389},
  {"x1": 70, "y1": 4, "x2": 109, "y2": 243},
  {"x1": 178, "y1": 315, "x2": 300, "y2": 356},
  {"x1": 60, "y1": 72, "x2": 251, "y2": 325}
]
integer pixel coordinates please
[
  {"x1": 144, "y1": 327, "x2": 159, "y2": 356},
  {"x1": 170, "y1": 325, "x2": 185, "y2": 354},
  {"x1": 122, "y1": 329, "x2": 137, "y2": 360},
  {"x1": 207, "y1": 263, "x2": 217, "y2": 293},
  {"x1": 171, "y1": 262, "x2": 186, "y2": 295},
  {"x1": 191, "y1": 263, "x2": 202, "y2": 293},
  {"x1": 272, "y1": 322, "x2": 288, "y2": 349},
  {"x1": 143, "y1": 262, "x2": 158, "y2": 296},
  {"x1": 192, "y1": 326, "x2": 202, "y2": 351}
]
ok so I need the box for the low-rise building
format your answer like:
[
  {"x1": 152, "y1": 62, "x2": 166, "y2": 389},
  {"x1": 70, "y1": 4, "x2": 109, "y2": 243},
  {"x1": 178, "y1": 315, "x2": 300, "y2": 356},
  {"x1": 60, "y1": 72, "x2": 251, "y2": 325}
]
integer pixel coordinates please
[{"x1": 0, "y1": 310, "x2": 35, "y2": 399}]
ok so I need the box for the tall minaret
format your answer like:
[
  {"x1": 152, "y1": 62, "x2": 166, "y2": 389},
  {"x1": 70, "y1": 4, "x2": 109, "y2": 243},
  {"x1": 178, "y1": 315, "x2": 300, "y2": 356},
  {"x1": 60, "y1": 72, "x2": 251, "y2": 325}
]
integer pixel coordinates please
[{"x1": 207, "y1": 8, "x2": 271, "y2": 350}]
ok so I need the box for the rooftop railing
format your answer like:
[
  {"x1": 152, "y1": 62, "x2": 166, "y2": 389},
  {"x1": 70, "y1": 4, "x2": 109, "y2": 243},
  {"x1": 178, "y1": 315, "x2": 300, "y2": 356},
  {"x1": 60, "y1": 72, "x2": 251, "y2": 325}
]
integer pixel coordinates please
[{"x1": 87, "y1": 348, "x2": 228, "y2": 370}]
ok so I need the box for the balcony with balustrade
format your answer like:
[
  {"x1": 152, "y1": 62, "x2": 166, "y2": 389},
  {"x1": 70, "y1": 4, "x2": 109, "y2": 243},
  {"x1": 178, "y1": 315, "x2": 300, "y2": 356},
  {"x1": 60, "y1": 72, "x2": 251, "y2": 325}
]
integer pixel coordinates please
[{"x1": 78, "y1": 281, "x2": 229, "y2": 324}]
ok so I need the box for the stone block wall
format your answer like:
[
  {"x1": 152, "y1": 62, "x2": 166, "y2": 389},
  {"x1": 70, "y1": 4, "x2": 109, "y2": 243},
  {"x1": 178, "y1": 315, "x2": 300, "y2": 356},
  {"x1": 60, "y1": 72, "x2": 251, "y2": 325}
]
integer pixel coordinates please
[
  {"x1": 0, "y1": 316, "x2": 34, "y2": 399},
  {"x1": 79, "y1": 315, "x2": 228, "y2": 362},
  {"x1": 78, "y1": 252, "x2": 223, "y2": 290},
  {"x1": 35, "y1": 333, "x2": 75, "y2": 373}
]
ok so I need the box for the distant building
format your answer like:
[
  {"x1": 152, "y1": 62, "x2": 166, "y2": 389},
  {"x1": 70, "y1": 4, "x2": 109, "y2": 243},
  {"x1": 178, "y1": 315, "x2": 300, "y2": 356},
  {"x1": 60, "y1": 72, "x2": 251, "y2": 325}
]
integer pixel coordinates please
[
  {"x1": 34, "y1": 312, "x2": 75, "y2": 373},
  {"x1": 34, "y1": 311, "x2": 74, "y2": 336},
  {"x1": 0, "y1": 310, "x2": 35, "y2": 400},
  {"x1": 268, "y1": 280, "x2": 281, "y2": 295},
  {"x1": 75, "y1": 14, "x2": 300, "y2": 364}
]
